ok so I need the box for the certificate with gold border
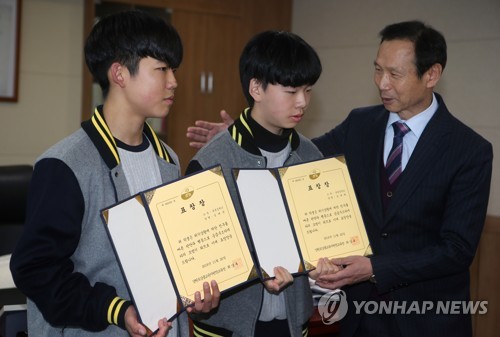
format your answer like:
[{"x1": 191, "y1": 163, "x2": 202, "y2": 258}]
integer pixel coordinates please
[
  {"x1": 101, "y1": 165, "x2": 255, "y2": 333},
  {"x1": 233, "y1": 156, "x2": 371, "y2": 275},
  {"x1": 279, "y1": 156, "x2": 371, "y2": 267}
]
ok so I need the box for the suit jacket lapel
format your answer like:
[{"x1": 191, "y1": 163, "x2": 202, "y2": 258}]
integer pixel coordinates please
[
  {"x1": 384, "y1": 101, "x2": 453, "y2": 223},
  {"x1": 352, "y1": 108, "x2": 387, "y2": 229}
]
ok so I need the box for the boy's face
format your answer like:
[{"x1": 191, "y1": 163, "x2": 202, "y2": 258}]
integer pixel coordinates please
[
  {"x1": 250, "y1": 82, "x2": 312, "y2": 135},
  {"x1": 124, "y1": 56, "x2": 177, "y2": 119}
]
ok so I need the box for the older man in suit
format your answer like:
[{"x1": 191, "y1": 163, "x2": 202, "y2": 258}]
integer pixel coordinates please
[
  {"x1": 186, "y1": 20, "x2": 493, "y2": 337},
  {"x1": 311, "y1": 20, "x2": 492, "y2": 337}
]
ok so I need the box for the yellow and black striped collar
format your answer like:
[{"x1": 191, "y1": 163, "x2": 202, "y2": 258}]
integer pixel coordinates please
[
  {"x1": 228, "y1": 107, "x2": 300, "y2": 156},
  {"x1": 82, "y1": 106, "x2": 174, "y2": 169}
]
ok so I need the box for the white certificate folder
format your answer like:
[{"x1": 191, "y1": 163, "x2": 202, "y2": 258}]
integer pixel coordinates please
[
  {"x1": 232, "y1": 155, "x2": 371, "y2": 275},
  {"x1": 233, "y1": 168, "x2": 309, "y2": 277},
  {"x1": 102, "y1": 195, "x2": 178, "y2": 333}
]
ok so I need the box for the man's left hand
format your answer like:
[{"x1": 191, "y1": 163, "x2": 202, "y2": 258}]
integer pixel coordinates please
[{"x1": 315, "y1": 256, "x2": 373, "y2": 289}]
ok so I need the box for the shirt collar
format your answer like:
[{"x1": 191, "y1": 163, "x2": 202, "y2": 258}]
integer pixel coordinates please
[{"x1": 386, "y1": 93, "x2": 438, "y2": 138}]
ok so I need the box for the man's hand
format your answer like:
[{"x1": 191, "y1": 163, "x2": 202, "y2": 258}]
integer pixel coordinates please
[
  {"x1": 186, "y1": 280, "x2": 221, "y2": 314},
  {"x1": 125, "y1": 305, "x2": 171, "y2": 337},
  {"x1": 263, "y1": 266, "x2": 294, "y2": 294},
  {"x1": 315, "y1": 256, "x2": 373, "y2": 290},
  {"x1": 186, "y1": 110, "x2": 234, "y2": 149},
  {"x1": 308, "y1": 257, "x2": 342, "y2": 280}
]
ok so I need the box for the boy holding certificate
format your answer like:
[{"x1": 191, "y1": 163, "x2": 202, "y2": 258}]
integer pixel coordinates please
[
  {"x1": 185, "y1": 31, "x2": 326, "y2": 337},
  {"x1": 10, "y1": 10, "x2": 219, "y2": 337}
]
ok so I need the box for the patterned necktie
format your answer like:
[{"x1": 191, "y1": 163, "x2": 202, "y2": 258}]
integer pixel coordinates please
[{"x1": 386, "y1": 121, "x2": 410, "y2": 184}]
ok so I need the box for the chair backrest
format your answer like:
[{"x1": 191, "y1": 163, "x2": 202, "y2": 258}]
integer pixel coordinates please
[{"x1": 0, "y1": 165, "x2": 33, "y2": 256}]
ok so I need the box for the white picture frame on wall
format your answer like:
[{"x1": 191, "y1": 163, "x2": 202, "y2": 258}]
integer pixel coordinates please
[{"x1": 0, "y1": 0, "x2": 21, "y2": 102}]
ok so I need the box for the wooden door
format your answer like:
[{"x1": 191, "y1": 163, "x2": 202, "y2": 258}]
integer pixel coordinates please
[
  {"x1": 204, "y1": 13, "x2": 245, "y2": 120},
  {"x1": 165, "y1": 10, "x2": 208, "y2": 171},
  {"x1": 166, "y1": 9, "x2": 245, "y2": 171}
]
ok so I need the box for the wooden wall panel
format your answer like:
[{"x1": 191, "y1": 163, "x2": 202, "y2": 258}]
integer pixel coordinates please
[{"x1": 471, "y1": 215, "x2": 500, "y2": 337}]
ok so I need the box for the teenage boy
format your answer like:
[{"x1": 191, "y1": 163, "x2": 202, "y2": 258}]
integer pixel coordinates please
[
  {"x1": 10, "y1": 10, "x2": 219, "y2": 337},
  {"x1": 185, "y1": 31, "x2": 323, "y2": 337}
]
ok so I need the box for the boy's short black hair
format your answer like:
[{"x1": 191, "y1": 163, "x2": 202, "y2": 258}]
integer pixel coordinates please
[
  {"x1": 379, "y1": 20, "x2": 447, "y2": 78},
  {"x1": 239, "y1": 31, "x2": 322, "y2": 107},
  {"x1": 85, "y1": 10, "x2": 183, "y2": 98}
]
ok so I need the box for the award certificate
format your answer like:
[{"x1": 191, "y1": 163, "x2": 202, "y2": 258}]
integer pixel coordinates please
[
  {"x1": 233, "y1": 156, "x2": 370, "y2": 274},
  {"x1": 102, "y1": 166, "x2": 255, "y2": 332},
  {"x1": 146, "y1": 166, "x2": 255, "y2": 301},
  {"x1": 279, "y1": 156, "x2": 371, "y2": 266}
]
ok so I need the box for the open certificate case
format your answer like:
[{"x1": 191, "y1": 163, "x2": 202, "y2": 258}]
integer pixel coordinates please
[
  {"x1": 101, "y1": 166, "x2": 255, "y2": 332},
  {"x1": 233, "y1": 155, "x2": 372, "y2": 272},
  {"x1": 101, "y1": 156, "x2": 371, "y2": 332}
]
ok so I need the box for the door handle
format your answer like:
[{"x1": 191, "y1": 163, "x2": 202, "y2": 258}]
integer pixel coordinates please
[
  {"x1": 207, "y1": 72, "x2": 213, "y2": 94},
  {"x1": 200, "y1": 72, "x2": 206, "y2": 94}
]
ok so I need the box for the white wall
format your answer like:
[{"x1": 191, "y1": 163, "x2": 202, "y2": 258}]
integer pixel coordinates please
[
  {"x1": 0, "y1": 0, "x2": 83, "y2": 165},
  {"x1": 0, "y1": 0, "x2": 498, "y2": 216},
  {"x1": 292, "y1": 0, "x2": 500, "y2": 216}
]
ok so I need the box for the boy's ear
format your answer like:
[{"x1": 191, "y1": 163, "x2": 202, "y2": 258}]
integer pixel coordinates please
[
  {"x1": 249, "y1": 78, "x2": 262, "y2": 102},
  {"x1": 109, "y1": 62, "x2": 126, "y2": 88}
]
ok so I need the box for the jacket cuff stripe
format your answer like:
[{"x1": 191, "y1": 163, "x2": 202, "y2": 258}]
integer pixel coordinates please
[
  {"x1": 107, "y1": 297, "x2": 121, "y2": 324},
  {"x1": 113, "y1": 299, "x2": 126, "y2": 325},
  {"x1": 193, "y1": 323, "x2": 226, "y2": 337},
  {"x1": 107, "y1": 296, "x2": 131, "y2": 327}
]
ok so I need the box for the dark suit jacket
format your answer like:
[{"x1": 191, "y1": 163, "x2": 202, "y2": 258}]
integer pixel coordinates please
[{"x1": 312, "y1": 93, "x2": 493, "y2": 337}]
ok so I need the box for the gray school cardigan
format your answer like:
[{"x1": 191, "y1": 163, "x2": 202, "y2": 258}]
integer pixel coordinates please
[
  {"x1": 11, "y1": 108, "x2": 189, "y2": 337},
  {"x1": 188, "y1": 130, "x2": 323, "y2": 337}
]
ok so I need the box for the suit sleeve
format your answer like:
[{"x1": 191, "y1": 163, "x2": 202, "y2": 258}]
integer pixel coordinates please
[
  {"x1": 9, "y1": 158, "x2": 127, "y2": 331},
  {"x1": 311, "y1": 117, "x2": 348, "y2": 157}
]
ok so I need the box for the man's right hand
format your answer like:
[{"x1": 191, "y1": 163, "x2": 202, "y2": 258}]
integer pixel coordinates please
[
  {"x1": 186, "y1": 110, "x2": 234, "y2": 149},
  {"x1": 308, "y1": 257, "x2": 341, "y2": 280}
]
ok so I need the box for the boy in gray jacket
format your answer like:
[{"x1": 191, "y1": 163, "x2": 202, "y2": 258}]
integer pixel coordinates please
[
  {"x1": 10, "y1": 10, "x2": 218, "y2": 337},
  {"x1": 185, "y1": 31, "x2": 323, "y2": 337}
]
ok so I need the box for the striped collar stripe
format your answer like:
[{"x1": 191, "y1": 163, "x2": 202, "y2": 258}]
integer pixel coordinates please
[
  {"x1": 228, "y1": 108, "x2": 299, "y2": 155},
  {"x1": 81, "y1": 106, "x2": 175, "y2": 169},
  {"x1": 91, "y1": 108, "x2": 120, "y2": 165},
  {"x1": 230, "y1": 125, "x2": 244, "y2": 146},
  {"x1": 144, "y1": 122, "x2": 172, "y2": 163},
  {"x1": 231, "y1": 125, "x2": 237, "y2": 140},
  {"x1": 239, "y1": 107, "x2": 253, "y2": 137}
]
